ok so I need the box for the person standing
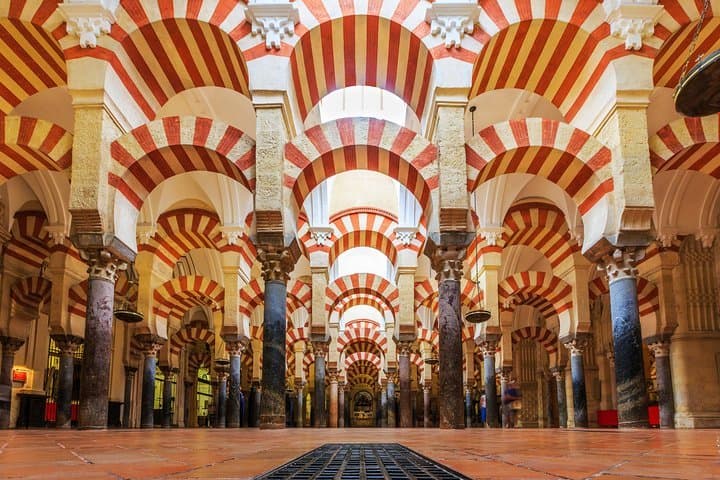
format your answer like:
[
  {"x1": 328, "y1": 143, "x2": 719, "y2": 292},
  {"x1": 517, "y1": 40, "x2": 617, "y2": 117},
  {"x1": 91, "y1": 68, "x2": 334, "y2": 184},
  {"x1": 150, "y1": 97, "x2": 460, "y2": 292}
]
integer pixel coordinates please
[{"x1": 480, "y1": 392, "x2": 487, "y2": 427}]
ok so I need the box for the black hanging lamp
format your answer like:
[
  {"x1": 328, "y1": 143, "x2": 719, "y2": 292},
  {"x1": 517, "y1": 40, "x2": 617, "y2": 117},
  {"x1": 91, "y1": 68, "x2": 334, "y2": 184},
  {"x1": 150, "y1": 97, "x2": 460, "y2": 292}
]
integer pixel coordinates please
[
  {"x1": 114, "y1": 262, "x2": 144, "y2": 323},
  {"x1": 674, "y1": 0, "x2": 720, "y2": 117}
]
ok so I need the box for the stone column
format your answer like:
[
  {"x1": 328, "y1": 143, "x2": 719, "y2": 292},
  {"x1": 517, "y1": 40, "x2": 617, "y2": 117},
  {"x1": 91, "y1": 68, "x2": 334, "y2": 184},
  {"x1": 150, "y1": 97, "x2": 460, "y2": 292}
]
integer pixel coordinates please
[
  {"x1": 465, "y1": 385, "x2": 473, "y2": 427},
  {"x1": 499, "y1": 367, "x2": 512, "y2": 428},
  {"x1": 136, "y1": 335, "x2": 165, "y2": 429},
  {"x1": 223, "y1": 340, "x2": 245, "y2": 428},
  {"x1": 380, "y1": 381, "x2": 388, "y2": 427},
  {"x1": 78, "y1": 250, "x2": 124, "y2": 429},
  {"x1": 338, "y1": 381, "x2": 345, "y2": 428},
  {"x1": 258, "y1": 246, "x2": 295, "y2": 429},
  {"x1": 295, "y1": 382, "x2": 305, "y2": 427},
  {"x1": 397, "y1": 341, "x2": 413, "y2": 428},
  {"x1": 184, "y1": 379, "x2": 196, "y2": 428},
  {"x1": 52, "y1": 335, "x2": 83, "y2": 429},
  {"x1": 216, "y1": 369, "x2": 228, "y2": 428},
  {"x1": 249, "y1": 381, "x2": 260, "y2": 427},
  {"x1": 647, "y1": 339, "x2": 675, "y2": 428},
  {"x1": 423, "y1": 384, "x2": 431, "y2": 428},
  {"x1": 602, "y1": 248, "x2": 650, "y2": 428},
  {"x1": 606, "y1": 352, "x2": 618, "y2": 409},
  {"x1": 563, "y1": 336, "x2": 590, "y2": 428},
  {"x1": 328, "y1": 370, "x2": 339, "y2": 428},
  {"x1": 429, "y1": 245, "x2": 466, "y2": 429},
  {"x1": 0, "y1": 336, "x2": 24, "y2": 429},
  {"x1": 312, "y1": 341, "x2": 328, "y2": 427},
  {"x1": 123, "y1": 366, "x2": 137, "y2": 428},
  {"x1": 386, "y1": 372, "x2": 397, "y2": 428},
  {"x1": 160, "y1": 366, "x2": 176, "y2": 428},
  {"x1": 479, "y1": 337, "x2": 501, "y2": 427},
  {"x1": 551, "y1": 367, "x2": 568, "y2": 428}
]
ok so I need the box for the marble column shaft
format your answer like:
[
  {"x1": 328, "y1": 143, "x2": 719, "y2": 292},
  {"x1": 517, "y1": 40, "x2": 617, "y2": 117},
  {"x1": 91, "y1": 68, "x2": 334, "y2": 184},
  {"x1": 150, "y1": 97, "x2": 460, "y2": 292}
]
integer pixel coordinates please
[
  {"x1": 161, "y1": 368, "x2": 175, "y2": 428},
  {"x1": 53, "y1": 336, "x2": 82, "y2": 429},
  {"x1": 465, "y1": 387, "x2": 473, "y2": 427},
  {"x1": 380, "y1": 386, "x2": 388, "y2": 427},
  {"x1": 259, "y1": 279, "x2": 288, "y2": 429},
  {"x1": 423, "y1": 386, "x2": 431, "y2": 428},
  {"x1": 225, "y1": 345, "x2": 243, "y2": 428},
  {"x1": 398, "y1": 345, "x2": 412, "y2": 428},
  {"x1": 328, "y1": 374, "x2": 338, "y2": 428},
  {"x1": 553, "y1": 368, "x2": 568, "y2": 428},
  {"x1": 216, "y1": 373, "x2": 227, "y2": 428},
  {"x1": 0, "y1": 337, "x2": 23, "y2": 429},
  {"x1": 386, "y1": 377, "x2": 397, "y2": 427},
  {"x1": 649, "y1": 341, "x2": 675, "y2": 428},
  {"x1": 437, "y1": 273, "x2": 465, "y2": 429},
  {"x1": 338, "y1": 384, "x2": 345, "y2": 428},
  {"x1": 312, "y1": 346, "x2": 327, "y2": 427},
  {"x1": 566, "y1": 340, "x2": 589, "y2": 428},
  {"x1": 140, "y1": 351, "x2": 157, "y2": 428},
  {"x1": 295, "y1": 385, "x2": 305, "y2": 427},
  {"x1": 123, "y1": 366, "x2": 137, "y2": 428},
  {"x1": 482, "y1": 343, "x2": 500, "y2": 428}
]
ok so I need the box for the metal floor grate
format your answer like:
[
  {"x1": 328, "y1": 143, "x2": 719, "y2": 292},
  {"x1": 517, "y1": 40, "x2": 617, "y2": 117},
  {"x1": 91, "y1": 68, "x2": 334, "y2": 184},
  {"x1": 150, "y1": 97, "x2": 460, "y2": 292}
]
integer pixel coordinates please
[{"x1": 255, "y1": 443, "x2": 471, "y2": 480}]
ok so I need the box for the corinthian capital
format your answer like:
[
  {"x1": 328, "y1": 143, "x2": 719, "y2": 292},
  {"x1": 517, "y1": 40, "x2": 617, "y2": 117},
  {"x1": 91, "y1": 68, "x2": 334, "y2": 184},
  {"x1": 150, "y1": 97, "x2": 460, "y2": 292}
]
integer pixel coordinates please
[
  {"x1": 134, "y1": 334, "x2": 165, "y2": 358},
  {"x1": 599, "y1": 247, "x2": 644, "y2": 284},
  {"x1": 0, "y1": 336, "x2": 25, "y2": 355},
  {"x1": 81, "y1": 249, "x2": 126, "y2": 283},
  {"x1": 428, "y1": 245, "x2": 466, "y2": 282},
  {"x1": 257, "y1": 244, "x2": 297, "y2": 283},
  {"x1": 562, "y1": 333, "x2": 591, "y2": 356}
]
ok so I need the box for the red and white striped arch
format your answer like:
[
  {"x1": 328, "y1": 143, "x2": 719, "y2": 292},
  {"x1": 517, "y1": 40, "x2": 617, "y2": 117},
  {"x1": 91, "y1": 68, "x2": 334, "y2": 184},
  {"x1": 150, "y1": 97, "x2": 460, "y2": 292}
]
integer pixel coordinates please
[
  {"x1": 139, "y1": 208, "x2": 255, "y2": 270},
  {"x1": 649, "y1": 115, "x2": 720, "y2": 178},
  {"x1": 169, "y1": 324, "x2": 215, "y2": 354},
  {"x1": 153, "y1": 275, "x2": 225, "y2": 321},
  {"x1": 0, "y1": 2, "x2": 66, "y2": 114},
  {"x1": 326, "y1": 273, "x2": 400, "y2": 313},
  {"x1": 416, "y1": 328, "x2": 439, "y2": 348},
  {"x1": 67, "y1": 280, "x2": 87, "y2": 325},
  {"x1": 346, "y1": 359, "x2": 380, "y2": 386},
  {"x1": 337, "y1": 321, "x2": 388, "y2": 354},
  {"x1": 499, "y1": 271, "x2": 573, "y2": 320},
  {"x1": 187, "y1": 350, "x2": 211, "y2": 372},
  {"x1": 0, "y1": 116, "x2": 73, "y2": 183},
  {"x1": 287, "y1": 279, "x2": 311, "y2": 315},
  {"x1": 466, "y1": 119, "x2": 613, "y2": 216},
  {"x1": 510, "y1": 326, "x2": 558, "y2": 354},
  {"x1": 344, "y1": 351, "x2": 383, "y2": 371},
  {"x1": 6, "y1": 211, "x2": 51, "y2": 269},
  {"x1": 239, "y1": 279, "x2": 264, "y2": 321},
  {"x1": 333, "y1": 293, "x2": 390, "y2": 321},
  {"x1": 10, "y1": 275, "x2": 51, "y2": 312},
  {"x1": 502, "y1": 203, "x2": 580, "y2": 269},
  {"x1": 109, "y1": 116, "x2": 255, "y2": 210},
  {"x1": 414, "y1": 278, "x2": 481, "y2": 314},
  {"x1": 586, "y1": 275, "x2": 659, "y2": 322},
  {"x1": 285, "y1": 118, "x2": 438, "y2": 216},
  {"x1": 471, "y1": 3, "x2": 636, "y2": 122},
  {"x1": 289, "y1": 13, "x2": 435, "y2": 120},
  {"x1": 330, "y1": 230, "x2": 398, "y2": 267}
]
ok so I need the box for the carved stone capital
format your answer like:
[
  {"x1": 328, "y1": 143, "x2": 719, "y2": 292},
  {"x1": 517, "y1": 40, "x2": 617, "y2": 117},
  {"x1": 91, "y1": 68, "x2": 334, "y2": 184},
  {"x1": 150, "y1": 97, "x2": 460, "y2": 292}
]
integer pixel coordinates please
[
  {"x1": 134, "y1": 334, "x2": 165, "y2": 358},
  {"x1": 394, "y1": 227, "x2": 418, "y2": 246},
  {"x1": 603, "y1": 0, "x2": 663, "y2": 51},
  {"x1": 498, "y1": 366, "x2": 513, "y2": 382},
  {"x1": 219, "y1": 225, "x2": 245, "y2": 246},
  {"x1": 51, "y1": 335, "x2": 83, "y2": 356},
  {"x1": 311, "y1": 341, "x2": 329, "y2": 358},
  {"x1": 423, "y1": 384, "x2": 432, "y2": 393},
  {"x1": 647, "y1": 340, "x2": 670, "y2": 357},
  {"x1": 428, "y1": 244, "x2": 466, "y2": 282},
  {"x1": 599, "y1": 247, "x2": 644, "y2": 284},
  {"x1": 396, "y1": 341, "x2": 413, "y2": 357},
  {"x1": 479, "y1": 226, "x2": 504, "y2": 246},
  {"x1": 135, "y1": 223, "x2": 156, "y2": 244},
  {"x1": 295, "y1": 381, "x2": 306, "y2": 395},
  {"x1": 327, "y1": 370, "x2": 339, "y2": 383},
  {"x1": 309, "y1": 226, "x2": 333, "y2": 247},
  {"x1": 478, "y1": 334, "x2": 501, "y2": 357},
  {"x1": 58, "y1": 0, "x2": 119, "y2": 48},
  {"x1": 696, "y1": 228, "x2": 719, "y2": 249},
  {"x1": 550, "y1": 366, "x2": 565, "y2": 380},
  {"x1": 246, "y1": 0, "x2": 300, "y2": 50},
  {"x1": 223, "y1": 339, "x2": 246, "y2": 357},
  {"x1": 0, "y1": 336, "x2": 24, "y2": 355},
  {"x1": 562, "y1": 334, "x2": 591, "y2": 356},
  {"x1": 425, "y1": 0, "x2": 481, "y2": 49},
  {"x1": 82, "y1": 249, "x2": 127, "y2": 283},
  {"x1": 257, "y1": 245, "x2": 297, "y2": 283}
]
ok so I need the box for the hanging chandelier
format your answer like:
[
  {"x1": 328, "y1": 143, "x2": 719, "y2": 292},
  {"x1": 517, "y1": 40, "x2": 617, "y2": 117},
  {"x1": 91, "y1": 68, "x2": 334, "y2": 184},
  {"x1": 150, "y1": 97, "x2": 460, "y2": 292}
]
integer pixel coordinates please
[{"x1": 114, "y1": 262, "x2": 143, "y2": 323}]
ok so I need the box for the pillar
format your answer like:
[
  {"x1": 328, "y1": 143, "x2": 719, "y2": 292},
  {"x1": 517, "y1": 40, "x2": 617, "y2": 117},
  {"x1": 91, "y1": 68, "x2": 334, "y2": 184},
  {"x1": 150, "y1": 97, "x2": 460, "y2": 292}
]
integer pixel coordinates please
[
  {"x1": 249, "y1": 381, "x2": 260, "y2": 427},
  {"x1": 123, "y1": 366, "x2": 137, "y2": 428},
  {"x1": 0, "y1": 336, "x2": 23, "y2": 429},
  {"x1": 77, "y1": 251, "x2": 124, "y2": 429},
  {"x1": 224, "y1": 340, "x2": 244, "y2": 428},
  {"x1": 52, "y1": 335, "x2": 83, "y2": 429},
  {"x1": 465, "y1": 385, "x2": 473, "y2": 427},
  {"x1": 328, "y1": 370, "x2": 338, "y2": 428},
  {"x1": 380, "y1": 382, "x2": 388, "y2": 427},
  {"x1": 386, "y1": 373, "x2": 397, "y2": 428},
  {"x1": 136, "y1": 335, "x2": 165, "y2": 429},
  {"x1": 552, "y1": 367, "x2": 568, "y2": 428},
  {"x1": 648, "y1": 340, "x2": 675, "y2": 428},
  {"x1": 257, "y1": 246, "x2": 295, "y2": 429},
  {"x1": 338, "y1": 381, "x2": 345, "y2": 428},
  {"x1": 602, "y1": 248, "x2": 650, "y2": 427},
  {"x1": 563, "y1": 336, "x2": 589, "y2": 428},
  {"x1": 312, "y1": 342, "x2": 328, "y2": 427},
  {"x1": 499, "y1": 367, "x2": 512, "y2": 428},
  {"x1": 479, "y1": 337, "x2": 500, "y2": 428},
  {"x1": 295, "y1": 382, "x2": 305, "y2": 427},
  {"x1": 429, "y1": 245, "x2": 466, "y2": 429},
  {"x1": 184, "y1": 379, "x2": 196, "y2": 428},
  {"x1": 397, "y1": 342, "x2": 413, "y2": 428},
  {"x1": 216, "y1": 369, "x2": 228, "y2": 428},
  {"x1": 160, "y1": 366, "x2": 176, "y2": 428},
  {"x1": 423, "y1": 384, "x2": 431, "y2": 428}
]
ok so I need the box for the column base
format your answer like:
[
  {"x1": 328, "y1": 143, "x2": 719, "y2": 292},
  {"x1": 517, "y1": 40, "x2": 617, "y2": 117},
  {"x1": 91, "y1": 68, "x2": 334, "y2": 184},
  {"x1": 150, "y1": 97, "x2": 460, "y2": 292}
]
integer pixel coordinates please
[
  {"x1": 77, "y1": 426, "x2": 108, "y2": 431},
  {"x1": 259, "y1": 417, "x2": 286, "y2": 429},
  {"x1": 618, "y1": 420, "x2": 650, "y2": 428}
]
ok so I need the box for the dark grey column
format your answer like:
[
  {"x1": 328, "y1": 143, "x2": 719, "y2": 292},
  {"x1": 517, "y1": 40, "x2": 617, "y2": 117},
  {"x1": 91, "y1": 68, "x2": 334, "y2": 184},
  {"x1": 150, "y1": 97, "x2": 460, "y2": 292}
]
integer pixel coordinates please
[
  {"x1": 136, "y1": 335, "x2": 164, "y2": 429},
  {"x1": 552, "y1": 367, "x2": 568, "y2": 428},
  {"x1": 380, "y1": 384, "x2": 388, "y2": 427},
  {"x1": 248, "y1": 381, "x2": 260, "y2": 427},
  {"x1": 431, "y1": 246, "x2": 466, "y2": 429},
  {"x1": 0, "y1": 337, "x2": 24, "y2": 429},
  {"x1": 160, "y1": 366, "x2": 176, "y2": 428},
  {"x1": 223, "y1": 340, "x2": 244, "y2": 428},
  {"x1": 563, "y1": 336, "x2": 589, "y2": 428},
  {"x1": 295, "y1": 383, "x2": 305, "y2": 427},
  {"x1": 78, "y1": 252, "x2": 123, "y2": 429},
  {"x1": 423, "y1": 384, "x2": 431, "y2": 427},
  {"x1": 258, "y1": 247, "x2": 295, "y2": 429},
  {"x1": 338, "y1": 382, "x2": 345, "y2": 428},
  {"x1": 479, "y1": 336, "x2": 501, "y2": 428},
  {"x1": 52, "y1": 336, "x2": 82, "y2": 429},
  {"x1": 123, "y1": 366, "x2": 137, "y2": 428},
  {"x1": 216, "y1": 370, "x2": 228, "y2": 428},
  {"x1": 312, "y1": 343, "x2": 328, "y2": 427},
  {"x1": 499, "y1": 367, "x2": 511, "y2": 428},
  {"x1": 647, "y1": 340, "x2": 675, "y2": 428},
  {"x1": 465, "y1": 386, "x2": 473, "y2": 427},
  {"x1": 398, "y1": 343, "x2": 412, "y2": 428},
  {"x1": 386, "y1": 374, "x2": 397, "y2": 427},
  {"x1": 603, "y1": 249, "x2": 650, "y2": 428}
]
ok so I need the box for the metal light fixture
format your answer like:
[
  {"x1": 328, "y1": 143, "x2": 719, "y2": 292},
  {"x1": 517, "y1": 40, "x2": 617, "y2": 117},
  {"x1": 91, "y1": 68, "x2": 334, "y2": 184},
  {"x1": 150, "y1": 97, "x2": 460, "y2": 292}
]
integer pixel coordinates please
[
  {"x1": 114, "y1": 262, "x2": 143, "y2": 323},
  {"x1": 674, "y1": 0, "x2": 720, "y2": 117},
  {"x1": 424, "y1": 353, "x2": 439, "y2": 366}
]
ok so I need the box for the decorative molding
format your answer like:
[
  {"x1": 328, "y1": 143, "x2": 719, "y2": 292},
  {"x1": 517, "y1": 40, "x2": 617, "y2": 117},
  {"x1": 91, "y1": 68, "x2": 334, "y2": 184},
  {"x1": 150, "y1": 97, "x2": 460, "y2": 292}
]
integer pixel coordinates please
[
  {"x1": 428, "y1": 244, "x2": 466, "y2": 282},
  {"x1": 257, "y1": 245, "x2": 297, "y2": 283},
  {"x1": 309, "y1": 226, "x2": 333, "y2": 246},
  {"x1": 479, "y1": 226, "x2": 504, "y2": 246},
  {"x1": 603, "y1": 0, "x2": 664, "y2": 51},
  {"x1": 562, "y1": 334, "x2": 591, "y2": 356},
  {"x1": 82, "y1": 249, "x2": 127, "y2": 283},
  {"x1": 599, "y1": 247, "x2": 644, "y2": 283},
  {"x1": 57, "y1": 0, "x2": 119, "y2": 48},
  {"x1": 135, "y1": 223, "x2": 156, "y2": 244},
  {"x1": 695, "y1": 228, "x2": 718, "y2": 249},
  {"x1": 647, "y1": 340, "x2": 670, "y2": 357},
  {"x1": 44, "y1": 225, "x2": 67, "y2": 246},
  {"x1": 656, "y1": 228, "x2": 678, "y2": 248},
  {"x1": 394, "y1": 227, "x2": 417, "y2": 246},
  {"x1": 425, "y1": 0, "x2": 481, "y2": 49},
  {"x1": 220, "y1": 225, "x2": 245, "y2": 246},
  {"x1": 245, "y1": 0, "x2": 300, "y2": 50}
]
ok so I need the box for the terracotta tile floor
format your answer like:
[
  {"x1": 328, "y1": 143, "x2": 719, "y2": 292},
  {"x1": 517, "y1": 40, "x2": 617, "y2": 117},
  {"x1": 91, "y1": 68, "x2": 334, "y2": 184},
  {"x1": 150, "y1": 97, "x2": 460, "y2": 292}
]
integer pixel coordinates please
[{"x1": 0, "y1": 428, "x2": 718, "y2": 480}]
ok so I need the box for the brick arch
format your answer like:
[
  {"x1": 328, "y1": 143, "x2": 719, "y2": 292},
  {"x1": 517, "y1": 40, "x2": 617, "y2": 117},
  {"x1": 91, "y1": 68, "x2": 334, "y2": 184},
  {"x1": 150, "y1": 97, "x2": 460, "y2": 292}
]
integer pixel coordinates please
[
  {"x1": 0, "y1": 116, "x2": 72, "y2": 183},
  {"x1": 511, "y1": 326, "x2": 559, "y2": 354},
  {"x1": 169, "y1": 324, "x2": 215, "y2": 354},
  {"x1": 11, "y1": 275, "x2": 51, "y2": 311},
  {"x1": 109, "y1": 116, "x2": 255, "y2": 210},
  {"x1": 238, "y1": 279, "x2": 264, "y2": 321},
  {"x1": 649, "y1": 115, "x2": 720, "y2": 178},
  {"x1": 153, "y1": 275, "x2": 225, "y2": 321},
  {"x1": 287, "y1": 279, "x2": 311, "y2": 315},
  {"x1": 416, "y1": 328, "x2": 438, "y2": 348},
  {"x1": 334, "y1": 293, "x2": 390, "y2": 317},
  {"x1": 188, "y1": 349, "x2": 211, "y2": 372},
  {"x1": 329, "y1": 230, "x2": 398, "y2": 267},
  {"x1": 326, "y1": 273, "x2": 400, "y2": 313},
  {"x1": 345, "y1": 351, "x2": 383, "y2": 371},
  {"x1": 499, "y1": 271, "x2": 573, "y2": 321},
  {"x1": 337, "y1": 321, "x2": 388, "y2": 354},
  {"x1": 414, "y1": 278, "x2": 481, "y2": 314},
  {"x1": 139, "y1": 208, "x2": 255, "y2": 269},
  {"x1": 285, "y1": 118, "x2": 437, "y2": 216},
  {"x1": 6, "y1": 211, "x2": 51, "y2": 269},
  {"x1": 466, "y1": 119, "x2": 613, "y2": 215}
]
